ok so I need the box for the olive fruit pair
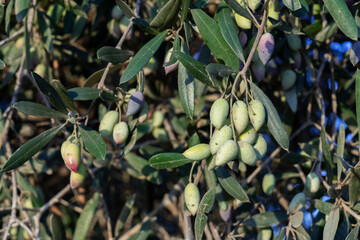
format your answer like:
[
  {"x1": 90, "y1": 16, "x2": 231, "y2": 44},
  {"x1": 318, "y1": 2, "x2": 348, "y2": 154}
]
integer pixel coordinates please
[
  {"x1": 61, "y1": 139, "x2": 86, "y2": 188},
  {"x1": 99, "y1": 110, "x2": 129, "y2": 144}
]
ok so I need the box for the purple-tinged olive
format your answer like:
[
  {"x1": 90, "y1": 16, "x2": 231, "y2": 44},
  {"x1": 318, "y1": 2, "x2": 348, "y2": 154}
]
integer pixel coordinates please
[
  {"x1": 70, "y1": 164, "x2": 87, "y2": 189},
  {"x1": 258, "y1": 33, "x2": 275, "y2": 65},
  {"x1": 126, "y1": 91, "x2": 144, "y2": 116}
]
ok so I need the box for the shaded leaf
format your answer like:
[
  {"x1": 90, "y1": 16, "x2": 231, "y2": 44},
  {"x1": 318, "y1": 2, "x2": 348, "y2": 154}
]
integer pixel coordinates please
[
  {"x1": 336, "y1": 124, "x2": 345, "y2": 181},
  {"x1": 314, "y1": 199, "x2": 333, "y2": 215},
  {"x1": 115, "y1": 194, "x2": 136, "y2": 236},
  {"x1": 51, "y1": 79, "x2": 76, "y2": 112},
  {"x1": 83, "y1": 63, "x2": 125, "y2": 87},
  {"x1": 0, "y1": 4, "x2": 4, "y2": 25},
  {"x1": 250, "y1": 82, "x2": 289, "y2": 150},
  {"x1": 48, "y1": 213, "x2": 66, "y2": 240},
  {"x1": 280, "y1": 152, "x2": 309, "y2": 165},
  {"x1": 5, "y1": 0, "x2": 14, "y2": 35},
  {"x1": 283, "y1": 0, "x2": 301, "y2": 11},
  {"x1": 150, "y1": 0, "x2": 180, "y2": 31},
  {"x1": 321, "y1": 127, "x2": 334, "y2": 183},
  {"x1": 206, "y1": 63, "x2": 235, "y2": 81},
  {"x1": 243, "y1": 211, "x2": 288, "y2": 228},
  {"x1": 73, "y1": 192, "x2": 100, "y2": 240},
  {"x1": 181, "y1": 0, "x2": 190, "y2": 22},
  {"x1": 122, "y1": 128, "x2": 137, "y2": 156},
  {"x1": 37, "y1": 10, "x2": 53, "y2": 53},
  {"x1": 323, "y1": 0, "x2": 358, "y2": 40},
  {"x1": 357, "y1": 69, "x2": 360, "y2": 153},
  {"x1": 191, "y1": 9, "x2": 239, "y2": 71},
  {"x1": 15, "y1": 0, "x2": 29, "y2": 22},
  {"x1": 323, "y1": 206, "x2": 340, "y2": 240},
  {"x1": 224, "y1": 0, "x2": 251, "y2": 20},
  {"x1": 14, "y1": 101, "x2": 68, "y2": 119},
  {"x1": 215, "y1": 166, "x2": 249, "y2": 202},
  {"x1": 97, "y1": 47, "x2": 133, "y2": 64},
  {"x1": 1, "y1": 124, "x2": 65, "y2": 172},
  {"x1": 195, "y1": 188, "x2": 216, "y2": 240},
  {"x1": 149, "y1": 153, "x2": 193, "y2": 169},
  {"x1": 67, "y1": 87, "x2": 102, "y2": 100},
  {"x1": 124, "y1": 153, "x2": 162, "y2": 184},
  {"x1": 30, "y1": 72, "x2": 67, "y2": 113},
  {"x1": 216, "y1": 4, "x2": 245, "y2": 63},
  {"x1": 0, "y1": 59, "x2": 5, "y2": 69},
  {"x1": 349, "y1": 167, "x2": 360, "y2": 206},
  {"x1": 120, "y1": 30, "x2": 167, "y2": 83},
  {"x1": 79, "y1": 125, "x2": 106, "y2": 160},
  {"x1": 115, "y1": 0, "x2": 135, "y2": 19},
  {"x1": 345, "y1": 223, "x2": 360, "y2": 240}
]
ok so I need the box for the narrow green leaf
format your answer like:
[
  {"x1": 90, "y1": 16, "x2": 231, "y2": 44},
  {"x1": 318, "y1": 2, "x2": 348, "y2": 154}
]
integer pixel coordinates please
[
  {"x1": 121, "y1": 128, "x2": 137, "y2": 157},
  {"x1": 48, "y1": 213, "x2": 66, "y2": 240},
  {"x1": 5, "y1": 0, "x2": 14, "y2": 35},
  {"x1": 215, "y1": 166, "x2": 249, "y2": 202},
  {"x1": 63, "y1": 0, "x2": 87, "y2": 18},
  {"x1": 172, "y1": 51, "x2": 217, "y2": 89},
  {"x1": 337, "y1": 124, "x2": 345, "y2": 181},
  {"x1": 280, "y1": 152, "x2": 308, "y2": 165},
  {"x1": 97, "y1": 47, "x2": 133, "y2": 64},
  {"x1": 321, "y1": 127, "x2": 334, "y2": 183},
  {"x1": 216, "y1": 4, "x2": 245, "y2": 63},
  {"x1": 15, "y1": 0, "x2": 29, "y2": 22},
  {"x1": 314, "y1": 199, "x2": 333, "y2": 215},
  {"x1": 356, "y1": 70, "x2": 360, "y2": 153},
  {"x1": 0, "y1": 3, "x2": 4, "y2": 25},
  {"x1": 37, "y1": 10, "x2": 53, "y2": 53},
  {"x1": 51, "y1": 80, "x2": 76, "y2": 112},
  {"x1": 124, "y1": 153, "x2": 162, "y2": 184},
  {"x1": 83, "y1": 63, "x2": 124, "y2": 87},
  {"x1": 243, "y1": 211, "x2": 288, "y2": 227},
  {"x1": 120, "y1": 30, "x2": 167, "y2": 83},
  {"x1": 206, "y1": 63, "x2": 235, "y2": 81},
  {"x1": 1, "y1": 124, "x2": 65, "y2": 172},
  {"x1": 250, "y1": 82, "x2": 289, "y2": 150},
  {"x1": 14, "y1": 101, "x2": 68, "y2": 119},
  {"x1": 73, "y1": 192, "x2": 100, "y2": 240},
  {"x1": 189, "y1": 133, "x2": 200, "y2": 148},
  {"x1": 67, "y1": 87, "x2": 102, "y2": 100},
  {"x1": 178, "y1": 41, "x2": 195, "y2": 119},
  {"x1": 79, "y1": 125, "x2": 106, "y2": 160},
  {"x1": 224, "y1": 0, "x2": 251, "y2": 20},
  {"x1": 349, "y1": 167, "x2": 360, "y2": 206},
  {"x1": 191, "y1": 9, "x2": 239, "y2": 71},
  {"x1": 0, "y1": 59, "x2": 5, "y2": 69},
  {"x1": 283, "y1": 0, "x2": 301, "y2": 11},
  {"x1": 30, "y1": 72, "x2": 68, "y2": 113},
  {"x1": 149, "y1": 153, "x2": 193, "y2": 169},
  {"x1": 194, "y1": 188, "x2": 216, "y2": 240},
  {"x1": 70, "y1": 15, "x2": 87, "y2": 42},
  {"x1": 345, "y1": 223, "x2": 360, "y2": 240},
  {"x1": 275, "y1": 228, "x2": 285, "y2": 240},
  {"x1": 128, "y1": 219, "x2": 152, "y2": 240},
  {"x1": 181, "y1": 0, "x2": 190, "y2": 22},
  {"x1": 323, "y1": 0, "x2": 358, "y2": 40},
  {"x1": 115, "y1": 0, "x2": 135, "y2": 19},
  {"x1": 164, "y1": 34, "x2": 180, "y2": 66},
  {"x1": 24, "y1": 16, "x2": 30, "y2": 69},
  {"x1": 323, "y1": 207, "x2": 340, "y2": 240},
  {"x1": 115, "y1": 194, "x2": 136, "y2": 236},
  {"x1": 149, "y1": 0, "x2": 180, "y2": 31}
]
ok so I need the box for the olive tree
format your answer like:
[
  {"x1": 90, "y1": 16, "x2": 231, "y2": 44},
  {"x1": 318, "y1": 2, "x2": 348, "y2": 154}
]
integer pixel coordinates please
[{"x1": 0, "y1": 0, "x2": 360, "y2": 239}]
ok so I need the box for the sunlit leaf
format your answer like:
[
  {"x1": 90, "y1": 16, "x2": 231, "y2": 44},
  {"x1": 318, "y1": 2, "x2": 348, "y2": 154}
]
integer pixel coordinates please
[{"x1": 79, "y1": 125, "x2": 106, "y2": 160}]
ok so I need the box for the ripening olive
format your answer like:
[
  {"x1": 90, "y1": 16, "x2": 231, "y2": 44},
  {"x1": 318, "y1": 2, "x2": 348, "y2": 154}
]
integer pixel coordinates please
[
  {"x1": 210, "y1": 98, "x2": 229, "y2": 129},
  {"x1": 113, "y1": 121, "x2": 129, "y2": 145},
  {"x1": 248, "y1": 100, "x2": 266, "y2": 131},
  {"x1": 99, "y1": 110, "x2": 119, "y2": 138},
  {"x1": 184, "y1": 183, "x2": 200, "y2": 216},
  {"x1": 232, "y1": 100, "x2": 249, "y2": 135},
  {"x1": 210, "y1": 125, "x2": 233, "y2": 155},
  {"x1": 215, "y1": 140, "x2": 239, "y2": 166},
  {"x1": 183, "y1": 144, "x2": 211, "y2": 161}
]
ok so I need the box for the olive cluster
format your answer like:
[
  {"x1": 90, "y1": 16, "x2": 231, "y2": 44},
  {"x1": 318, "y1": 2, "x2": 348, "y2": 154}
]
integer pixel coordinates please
[
  {"x1": 60, "y1": 91, "x2": 146, "y2": 188},
  {"x1": 183, "y1": 97, "x2": 268, "y2": 214},
  {"x1": 183, "y1": 98, "x2": 267, "y2": 169}
]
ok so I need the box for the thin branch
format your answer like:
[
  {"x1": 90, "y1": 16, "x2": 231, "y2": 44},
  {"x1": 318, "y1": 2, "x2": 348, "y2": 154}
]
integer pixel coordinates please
[
  {"x1": 0, "y1": 28, "x2": 24, "y2": 48},
  {"x1": 2, "y1": 171, "x2": 17, "y2": 240}
]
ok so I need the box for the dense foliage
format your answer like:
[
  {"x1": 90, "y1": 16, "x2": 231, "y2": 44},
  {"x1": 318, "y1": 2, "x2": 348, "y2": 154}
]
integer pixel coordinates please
[{"x1": 1, "y1": 0, "x2": 360, "y2": 239}]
